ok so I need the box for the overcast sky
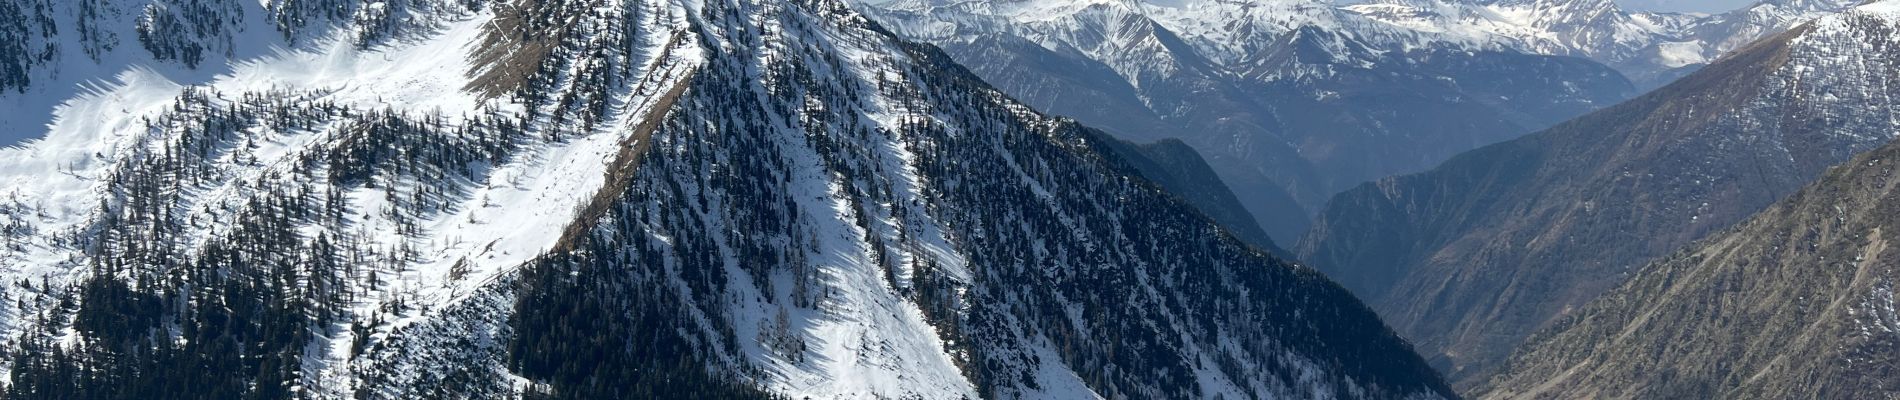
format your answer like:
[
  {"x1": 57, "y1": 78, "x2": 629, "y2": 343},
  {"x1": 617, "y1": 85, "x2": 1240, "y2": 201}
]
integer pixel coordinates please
[{"x1": 1616, "y1": 0, "x2": 1755, "y2": 13}]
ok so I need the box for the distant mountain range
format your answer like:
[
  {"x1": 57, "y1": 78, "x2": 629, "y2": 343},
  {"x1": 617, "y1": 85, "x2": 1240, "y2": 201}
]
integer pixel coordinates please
[{"x1": 1346, "y1": 0, "x2": 1859, "y2": 88}]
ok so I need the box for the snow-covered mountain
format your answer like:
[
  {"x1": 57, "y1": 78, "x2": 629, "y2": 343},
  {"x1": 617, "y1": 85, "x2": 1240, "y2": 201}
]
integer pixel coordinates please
[
  {"x1": 851, "y1": 0, "x2": 1637, "y2": 242},
  {"x1": 1344, "y1": 0, "x2": 1860, "y2": 87},
  {"x1": 0, "y1": 0, "x2": 1452, "y2": 398}
]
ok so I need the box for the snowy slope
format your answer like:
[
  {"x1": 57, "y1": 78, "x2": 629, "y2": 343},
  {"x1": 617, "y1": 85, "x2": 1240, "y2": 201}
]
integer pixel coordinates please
[{"x1": 0, "y1": 0, "x2": 1453, "y2": 398}]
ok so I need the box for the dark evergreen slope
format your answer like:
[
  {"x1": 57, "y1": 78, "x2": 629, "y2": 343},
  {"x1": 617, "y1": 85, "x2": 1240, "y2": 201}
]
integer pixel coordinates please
[
  {"x1": 0, "y1": 0, "x2": 1452, "y2": 398},
  {"x1": 1298, "y1": 3, "x2": 1900, "y2": 388},
  {"x1": 1479, "y1": 118, "x2": 1900, "y2": 400},
  {"x1": 489, "y1": 4, "x2": 1451, "y2": 396},
  {"x1": 1089, "y1": 136, "x2": 1291, "y2": 255}
]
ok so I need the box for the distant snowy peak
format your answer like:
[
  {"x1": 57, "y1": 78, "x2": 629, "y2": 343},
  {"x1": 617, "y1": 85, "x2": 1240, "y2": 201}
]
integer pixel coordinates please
[
  {"x1": 862, "y1": 0, "x2": 1499, "y2": 69},
  {"x1": 1344, "y1": 0, "x2": 1673, "y2": 58},
  {"x1": 1344, "y1": 0, "x2": 1860, "y2": 86},
  {"x1": 864, "y1": 0, "x2": 1859, "y2": 77},
  {"x1": 1688, "y1": 0, "x2": 1863, "y2": 54}
]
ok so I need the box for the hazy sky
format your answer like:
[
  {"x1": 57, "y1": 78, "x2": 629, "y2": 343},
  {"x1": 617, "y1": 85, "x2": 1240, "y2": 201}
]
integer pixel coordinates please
[{"x1": 1616, "y1": 0, "x2": 1755, "y2": 13}]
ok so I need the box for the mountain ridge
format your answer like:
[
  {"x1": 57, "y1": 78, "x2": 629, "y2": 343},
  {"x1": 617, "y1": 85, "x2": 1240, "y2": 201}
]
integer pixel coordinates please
[
  {"x1": 1478, "y1": 63, "x2": 1900, "y2": 398},
  {"x1": 1298, "y1": 0, "x2": 1900, "y2": 388}
]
